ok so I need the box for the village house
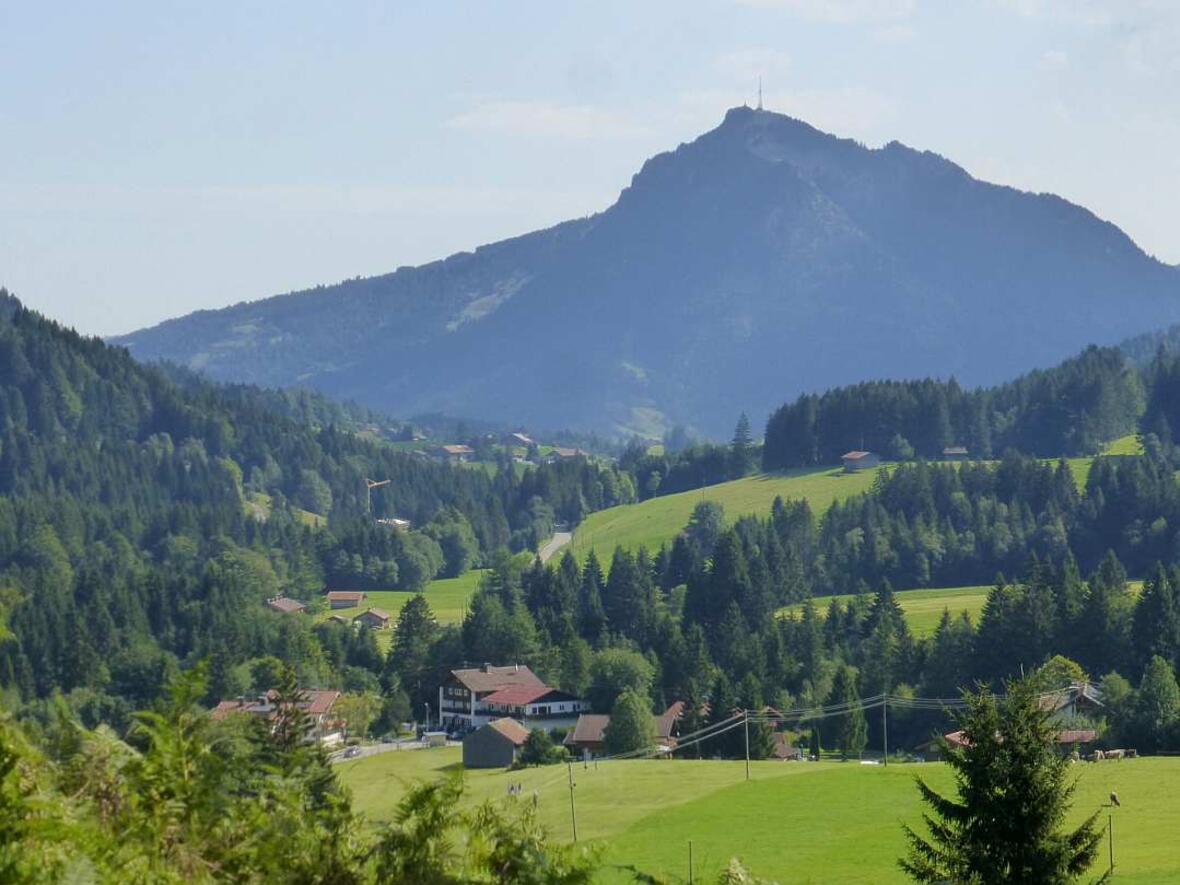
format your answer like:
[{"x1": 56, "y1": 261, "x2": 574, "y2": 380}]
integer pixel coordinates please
[
  {"x1": 841, "y1": 450, "x2": 880, "y2": 472},
  {"x1": 942, "y1": 445, "x2": 969, "y2": 461},
  {"x1": 324, "y1": 590, "x2": 367, "y2": 610},
  {"x1": 1041, "y1": 682, "x2": 1104, "y2": 721},
  {"x1": 211, "y1": 689, "x2": 344, "y2": 746},
  {"x1": 462, "y1": 717, "x2": 531, "y2": 769},
  {"x1": 265, "y1": 596, "x2": 307, "y2": 614},
  {"x1": 479, "y1": 685, "x2": 589, "y2": 730},
  {"x1": 564, "y1": 702, "x2": 683, "y2": 759},
  {"x1": 354, "y1": 608, "x2": 391, "y2": 630},
  {"x1": 437, "y1": 664, "x2": 550, "y2": 732},
  {"x1": 433, "y1": 444, "x2": 475, "y2": 464}
]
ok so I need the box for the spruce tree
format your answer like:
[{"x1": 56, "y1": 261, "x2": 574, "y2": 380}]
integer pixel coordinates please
[
  {"x1": 900, "y1": 678, "x2": 1106, "y2": 884},
  {"x1": 730, "y1": 413, "x2": 755, "y2": 478},
  {"x1": 828, "y1": 666, "x2": 867, "y2": 759}
]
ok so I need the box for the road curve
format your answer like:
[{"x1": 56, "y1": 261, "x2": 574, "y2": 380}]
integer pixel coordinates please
[{"x1": 538, "y1": 531, "x2": 573, "y2": 563}]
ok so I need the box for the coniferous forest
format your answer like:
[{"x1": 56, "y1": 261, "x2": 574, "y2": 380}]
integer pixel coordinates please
[{"x1": 5, "y1": 288, "x2": 1180, "y2": 881}]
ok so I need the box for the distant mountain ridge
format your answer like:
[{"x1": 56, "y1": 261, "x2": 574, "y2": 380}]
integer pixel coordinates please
[{"x1": 115, "y1": 106, "x2": 1180, "y2": 437}]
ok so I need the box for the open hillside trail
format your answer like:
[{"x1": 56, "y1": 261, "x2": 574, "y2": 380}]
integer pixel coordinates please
[{"x1": 538, "y1": 531, "x2": 573, "y2": 563}]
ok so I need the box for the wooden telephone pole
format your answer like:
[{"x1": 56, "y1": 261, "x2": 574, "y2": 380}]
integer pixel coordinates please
[{"x1": 364, "y1": 478, "x2": 390, "y2": 514}]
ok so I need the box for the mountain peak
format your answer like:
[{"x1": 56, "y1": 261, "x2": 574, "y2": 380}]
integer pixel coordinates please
[{"x1": 115, "y1": 113, "x2": 1180, "y2": 437}]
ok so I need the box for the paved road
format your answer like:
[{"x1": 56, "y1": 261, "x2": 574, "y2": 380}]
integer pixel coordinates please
[
  {"x1": 329, "y1": 738, "x2": 459, "y2": 765},
  {"x1": 538, "y1": 531, "x2": 573, "y2": 563}
]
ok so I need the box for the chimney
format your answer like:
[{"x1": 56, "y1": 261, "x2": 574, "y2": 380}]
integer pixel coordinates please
[
  {"x1": 514, "y1": 663, "x2": 520, "y2": 672},
  {"x1": 481, "y1": 662, "x2": 490, "y2": 673}
]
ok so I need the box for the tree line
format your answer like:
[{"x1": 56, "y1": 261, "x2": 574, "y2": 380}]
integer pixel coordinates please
[{"x1": 762, "y1": 345, "x2": 1143, "y2": 468}]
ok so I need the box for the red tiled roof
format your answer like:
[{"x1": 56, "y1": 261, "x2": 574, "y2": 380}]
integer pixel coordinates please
[
  {"x1": 486, "y1": 717, "x2": 531, "y2": 745},
  {"x1": 358, "y1": 608, "x2": 391, "y2": 621},
  {"x1": 841, "y1": 451, "x2": 872, "y2": 460},
  {"x1": 482, "y1": 684, "x2": 562, "y2": 706},
  {"x1": 450, "y1": 665, "x2": 545, "y2": 694},
  {"x1": 440, "y1": 444, "x2": 474, "y2": 455}
]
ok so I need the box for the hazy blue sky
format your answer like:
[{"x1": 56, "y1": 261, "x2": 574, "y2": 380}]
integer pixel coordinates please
[{"x1": 3, "y1": 1, "x2": 1178, "y2": 336}]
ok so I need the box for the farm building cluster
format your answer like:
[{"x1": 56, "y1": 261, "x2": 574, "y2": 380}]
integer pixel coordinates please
[{"x1": 265, "y1": 590, "x2": 392, "y2": 630}]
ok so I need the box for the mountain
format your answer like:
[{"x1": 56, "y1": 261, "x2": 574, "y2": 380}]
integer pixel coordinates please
[{"x1": 115, "y1": 106, "x2": 1180, "y2": 438}]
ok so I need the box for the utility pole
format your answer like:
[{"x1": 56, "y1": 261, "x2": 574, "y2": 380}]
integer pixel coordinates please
[
  {"x1": 567, "y1": 761, "x2": 578, "y2": 843},
  {"x1": 744, "y1": 710, "x2": 751, "y2": 781},
  {"x1": 1109, "y1": 813, "x2": 1114, "y2": 874},
  {"x1": 882, "y1": 690, "x2": 889, "y2": 767},
  {"x1": 365, "y1": 478, "x2": 390, "y2": 515},
  {"x1": 688, "y1": 840, "x2": 694, "y2": 884}
]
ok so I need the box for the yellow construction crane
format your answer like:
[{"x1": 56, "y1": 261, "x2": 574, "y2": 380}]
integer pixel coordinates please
[{"x1": 365, "y1": 478, "x2": 391, "y2": 514}]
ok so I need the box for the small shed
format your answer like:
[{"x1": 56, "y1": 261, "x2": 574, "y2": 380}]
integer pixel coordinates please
[
  {"x1": 841, "y1": 451, "x2": 880, "y2": 472},
  {"x1": 355, "y1": 608, "x2": 391, "y2": 630},
  {"x1": 942, "y1": 446, "x2": 969, "y2": 461},
  {"x1": 563, "y1": 714, "x2": 610, "y2": 758},
  {"x1": 266, "y1": 596, "x2": 307, "y2": 614},
  {"x1": 462, "y1": 717, "x2": 531, "y2": 769},
  {"x1": 325, "y1": 590, "x2": 367, "y2": 610}
]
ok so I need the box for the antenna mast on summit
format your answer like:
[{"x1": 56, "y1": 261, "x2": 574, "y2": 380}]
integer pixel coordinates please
[{"x1": 757, "y1": 77, "x2": 763, "y2": 110}]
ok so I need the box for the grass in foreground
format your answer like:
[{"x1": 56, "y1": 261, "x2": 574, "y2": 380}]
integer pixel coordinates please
[
  {"x1": 570, "y1": 467, "x2": 882, "y2": 564},
  {"x1": 338, "y1": 750, "x2": 1180, "y2": 884},
  {"x1": 780, "y1": 586, "x2": 992, "y2": 637}
]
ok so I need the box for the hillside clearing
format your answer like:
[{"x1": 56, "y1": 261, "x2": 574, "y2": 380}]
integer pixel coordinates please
[
  {"x1": 570, "y1": 468, "x2": 881, "y2": 563},
  {"x1": 337, "y1": 750, "x2": 1180, "y2": 884},
  {"x1": 780, "y1": 586, "x2": 992, "y2": 636}
]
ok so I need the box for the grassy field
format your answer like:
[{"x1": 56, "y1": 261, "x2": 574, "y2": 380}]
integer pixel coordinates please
[
  {"x1": 338, "y1": 749, "x2": 1180, "y2": 883},
  {"x1": 570, "y1": 468, "x2": 882, "y2": 563},
  {"x1": 566, "y1": 438, "x2": 1146, "y2": 566},
  {"x1": 780, "y1": 585, "x2": 992, "y2": 636},
  {"x1": 1103, "y1": 434, "x2": 1143, "y2": 456}
]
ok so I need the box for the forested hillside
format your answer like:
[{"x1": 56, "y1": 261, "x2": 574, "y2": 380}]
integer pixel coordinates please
[
  {"x1": 763, "y1": 345, "x2": 1142, "y2": 468},
  {"x1": 4, "y1": 287, "x2": 1180, "y2": 765},
  {"x1": 114, "y1": 107, "x2": 1180, "y2": 437},
  {"x1": 0, "y1": 292, "x2": 633, "y2": 724}
]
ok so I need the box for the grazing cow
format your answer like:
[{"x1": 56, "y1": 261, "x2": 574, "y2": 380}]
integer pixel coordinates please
[
  {"x1": 1091, "y1": 750, "x2": 1105, "y2": 762},
  {"x1": 1126, "y1": 748, "x2": 1137, "y2": 758},
  {"x1": 1107, "y1": 749, "x2": 1125, "y2": 760}
]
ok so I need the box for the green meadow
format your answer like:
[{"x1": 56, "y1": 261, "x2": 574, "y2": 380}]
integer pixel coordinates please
[
  {"x1": 570, "y1": 467, "x2": 882, "y2": 564},
  {"x1": 312, "y1": 570, "x2": 486, "y2": 649},
  {"x1": 338, "y1": 749, "x2": 1180, "y2": 884},
  {"x1": 780, "y1": 585, "x2": 992, "y2": 636}
]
